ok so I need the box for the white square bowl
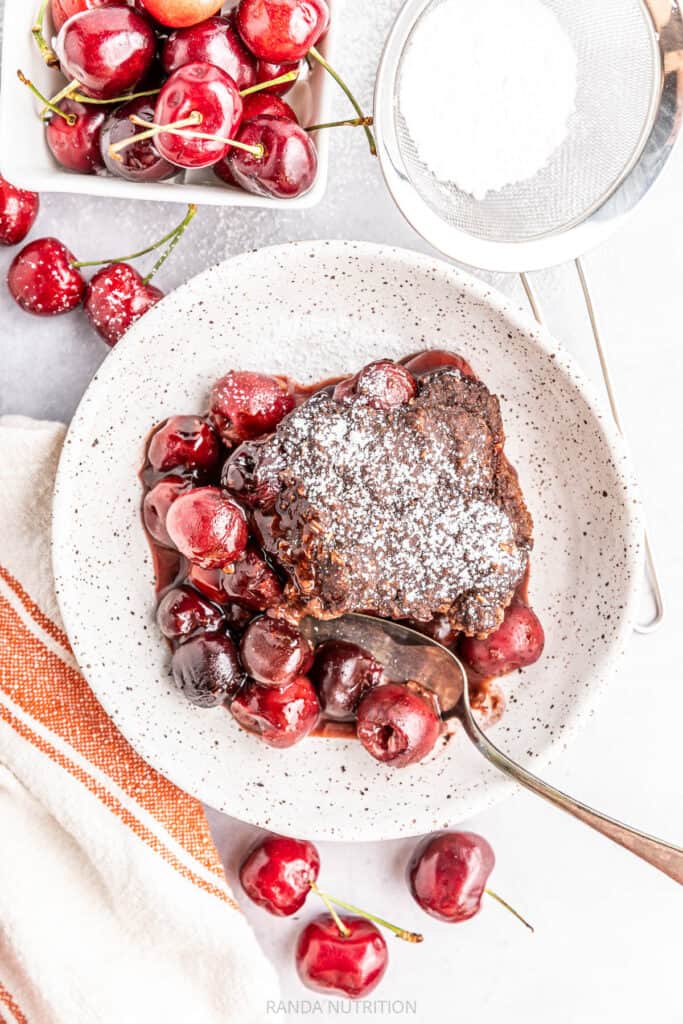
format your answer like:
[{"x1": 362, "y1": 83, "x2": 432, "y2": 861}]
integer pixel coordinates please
[{"x1": 0, "y1": 1, "x2": 333, "y2": 208}]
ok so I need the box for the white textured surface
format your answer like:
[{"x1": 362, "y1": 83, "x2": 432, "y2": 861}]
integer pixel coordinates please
[{"x1": 1, "y1": 0, "x2": 682, "y2": 1021}]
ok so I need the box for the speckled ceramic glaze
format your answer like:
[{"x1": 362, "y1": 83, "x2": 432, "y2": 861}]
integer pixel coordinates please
[{"x1": 52, "y1": 241, "x2": 643, "y2": 841}]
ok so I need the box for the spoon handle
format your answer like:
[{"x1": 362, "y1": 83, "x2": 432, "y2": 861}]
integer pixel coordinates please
[{"x1": 459, "y1": 707, "x2": 683, "y2": 884}]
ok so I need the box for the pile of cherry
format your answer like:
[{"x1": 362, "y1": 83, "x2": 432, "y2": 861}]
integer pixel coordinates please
[
  {"x1": 238, "y1": 827, "x2": 532, "y2": 998},
  {"x1": 24, "y1": 0, "x2": 374, "y2": 198},
  {"x1": 142, "y1": 359, "x2": 545, "y2": 766}
]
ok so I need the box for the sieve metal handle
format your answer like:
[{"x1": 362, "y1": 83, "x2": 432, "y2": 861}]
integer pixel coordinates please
[{"x1": 520, "y1": 267, "x2": 664, "y2": 634}]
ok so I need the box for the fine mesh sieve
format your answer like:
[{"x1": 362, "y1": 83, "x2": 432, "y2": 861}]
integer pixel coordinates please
[{"x1": 374, "y1": 0, "x2": 683, "y2": 630}]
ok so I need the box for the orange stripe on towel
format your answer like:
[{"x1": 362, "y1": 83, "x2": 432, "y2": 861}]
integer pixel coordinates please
[
  {"x1": 0, "y1": 981, "x2": 29, "y2": 1024},
  {"x1": 0, "y1": 565, "x2": 71, "y2": 653},
  {"x1": 0, "y1": 591, "x2": 228, "y2": 887}
]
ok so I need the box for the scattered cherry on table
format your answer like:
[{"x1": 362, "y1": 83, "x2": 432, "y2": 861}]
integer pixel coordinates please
[
  {"x1": 239, "y1": 834, "x2": 320, "y2": 915},
  {"x1": 8, "y1": 237, "x2": 86, "y2": 315},
  {"x1": 295, "y1": 915, "x2": 388, "y2": 999},
  {"x1": 0, "y1": 176, "x2": 39, "y2": 247}
]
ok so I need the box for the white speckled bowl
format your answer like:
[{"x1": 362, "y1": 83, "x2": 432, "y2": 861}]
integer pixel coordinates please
[{"x1": 52, "y1": 240, "x2": 643, "y2": 840}]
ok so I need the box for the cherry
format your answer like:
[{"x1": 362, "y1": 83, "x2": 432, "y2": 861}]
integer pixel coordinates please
[
  {"x1": 161, "y1": 15, "x2": 257, "y2": 91},
  {"x1": 221, "y1": 544, "x2": 283, "y2": 609},
  {"x1": 147, "y1": 415, "x2": 221, "y2": 475},
  {"x1": 55, "y1": 7, "x2": 156, "y2": 100},
  {"x1": 459, "y1": 601, "x2": 545, "y2": 678},
  {"x1": 356, "y1": 683, "x2": 441, "y2": 768},
  {"x1": 236, "y1": 0, "x2": 330, "y2": 62},
  {"x1": 311, "y1": 640, "x2": 383, "y2": 721},
  {"x1": 230, "y1": 674, "x2": 319, "y2": 746},
  {"x1": 408, "y1": 831, "x2": 494, "y2": 923},
  {"x1": 239, "y1": 834, "x2": 320, "y2": 915},
  {"x1": 241, "y1": 92, "x2": 297, "y2": 122},
  {"x1": 100, "y1": 97, "x2": 176, "y2": 181},
  {"x1": 240, "y1": 616, "x2": 312, "y2": 686},
  {"x1": 140, "y1": 0, "x2": 223, "y2": 29},
  {"x1": 356, "y1": 360, "x2": 417, "y2": 409},
  {"x1": 166, "y1": 486, "x2": 248, "y2": 568},
  {"x1": 143, "y1": 474, "x2": 190, "y2": 546},
  {"x1": 403, "y1": 349, "x2": 476, "y2": 380},
  {"x1": 84, "y1": 262, "x2": 163, "y2": 346},
  {"x1": 402, "y1": 613, "x2": 459, "y2": 648},
  {"x1": 45, "y1": 98, "x2": 106, "y2": 173},
  {"x1": 228, "y1": 116, "x2": 317, "y2": 198},
  {"x1": 152, "y1": 62, "x2": 243, "y2": 169},
  {"x1": 221, "y1": 440, "x2": 280, "y2": 510},
  {"x1": 0, "y1": 176, "x2": 39, "y2": 247},
  {"x1": 255, "y1": 58, "x2": 300, "y2": 95},
  {"x1": 171, "y1": 630, "x2": 244, "y2": 706},
  {"x1": 51, "y1": 0, "x2": 128, "y2": 34},
  {"x1": 296, "y1": 916, "x2": 387, "y2": 999},
  {"x1": 156, "y1": 584, "x2": 225, "y2": 642},
  {"x1": 8, "y1": 237, "x2": 85, "y2": 316},
  {"x1": 209, "y1": 370, "x2": 294, "y2": 445}
]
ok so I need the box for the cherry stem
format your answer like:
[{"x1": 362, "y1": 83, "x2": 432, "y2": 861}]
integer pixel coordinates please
[
  {"x1": 485, "y1": 888, "x2": 534, "y2": 933},
  {"x1": 310, "y1": 882, "x2": 423, "y2": 944},
  {"x1": 17, "y1": 70, "x2": 76, "y2": 124},
  {"x1": 240, "y1": 70, "x2": 298, "y2": 97},
  {"x1": 110, "y1": 112, "x2": 265, "y2": 160},
  {"x1": 32, "y1": 0, "x2": 59, "y2": 67},
  {"x1": 72, "y1": 204, "x2": 197, "y2": 270},
  {"x1": 306, "y1": 115, "x2": 373, "y2": 132},
  {"x1": 142, "y1": 203, "x2": 197, "y2": 284},
  {"x1": 310, "y1": 884, "x2": 351, "y2": 938},
  {"x1": 70, "y1": 86, "x2": 161, "y2": 105},
  {"x1": 308, "y1": 45, "x2": 376, "y2": 156},
  {"x1": 40, "y1": 78, "x2": 80, "y2": 119}
]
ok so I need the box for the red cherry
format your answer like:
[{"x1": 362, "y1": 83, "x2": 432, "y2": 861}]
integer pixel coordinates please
[
  {"x1": 143, "y1": 474, "x2": 190, "y2": 546},
  {"x1": 209, "y1": 370, "x2": 294, "y2": 444},
  {"x1": 46, "y1": 99, "x2": 106, "y2": 174},
  {"x1": 230, "y1": 674, "x2": 319, "y2": 746},
  {"x1": 55, "y1": 7, "x2": 156, "y2": 100},
  {"x1": 236, "y1": 0, "x2": 330, "y2": 62},
  {"x1": 154, "y1": 62, "x2": 243, "y2": 169},
  {"x1": 141, "y1": 0, "x2": 223, "y2": 29},
  {"x1": 296, "y1": 915, "x2": 388, "y2": 999},
  {"x1": 221, "y1": 440, "x2": 280, "y2": 509},
  {"x1": 311, "y1": 640, "x2": 383, "y2": 721},
  {"x1": 187, "y1": 543, "x2": 282, "y2": 610},
  {"x1": 161, "y1": 14, "x2": 257, "y2": 91},
  {"x1": 171, "y1": 631, "x2": 244, "y2": 706},
  {"x1": 166, "y1": 486, "x2": 248, "y2": 568},
  {"x1": 100, "y1": 96, "x2": 177, "y2": 182},
  {"x1": 8, "y1": 237, "x2": 85, "y2": 316},
  {"x1": 239, "y1": 834, "x2": 320, "y2": 915},
  {"x1": 459, "y1": 601, "x2": 545, "y2": 677},
  {"x1": 241, "y1": 92, "x2": 297, "y2": 122},
  {"x1": 147, "y1": 415, "x2": 221, "y2": 475},
  {"x1": 0, "y1": 176, "x2": 39, "y2": 247},
  {"x1": 51, "y1": 0, "x2": 127, "y2": 33},
  {"x1": 240, "y1": 616, "x2": 312, "y2": 686},
  {"x1": 84, "y1": 262, "x2": 163, "y2": 346},
  {"x1": 356, "y1": 360, "x2": 417, "y2": 409},
  {"x1": 228, "y1": 116, "x2": 317, "y2": 198},
  {"x1": 156, "y1": 584, "x2": 225, "y2": 642},
  {"x1": 255, "y1": 58, "x2": 300, "y2": 95},
  {"x1": 407, "y1": 831, "x2": 495, "y2": 923},
  {"x1": 356, "y1": 683, "x2": 441, "y2": 768}
]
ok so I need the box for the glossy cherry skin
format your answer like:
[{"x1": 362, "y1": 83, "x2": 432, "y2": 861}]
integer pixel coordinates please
[
  {"x1": 236, "y1": 0, "x2": 330, "y2": 62},
  {"x1": 156, "y1": 584, "x2": 225, "y2": 642},
  {"x1": 161, "y1": 14, "x2": 257, "y2": 90},
  {"x1": 84, "y1": 263, "x2": 163, "y2": 346},
  {"x1": 188, "y1": 544, "x2": 282, "y2": 610},
  {"x1": 356, "y1": 360, "x2": 417, "y2": 409},
  {"x1": 239, "y1": 834, "x2": 320, "y2": 915},
  {"x1": 46, "y1": 99, "x2": 106, "y2": 174},
  {"x1": 228, "y1": 116, "x2": 317, "y2": 198},
  {"x1": 141, "y1": 0, "x2": 223, "y2": 29},
  {"x1": 255, "y1": 58, "x2": 300, "y2": 95},
  {"x1": 51, "y1": 0, "x2": 126, "y2": 33},
  {"x1": 242, "y1": 92, "x2": 297, "y2": 122},
  {"x1": 356, "y1": 683, "x2": 441, "y2": 768},
  {"x1": 221, "y1": 440, "x2": 279, "y2": 510},
  {"x1": 171, "y1": 630, "x2": 244, "y2": 706},
  {"x1": 101, "y1": 97, "x2": 176, "y2": 182},
  {"x1": 166, "y1": 486, "x2": 248, "y2": 568},
  {"x1": 311, "y1": 640, "x2": 384, "y2": 722},
  {"x1": 459, "y1": 601, "x2": 545, "y2": 677},
  {"x1": 143, "y1": 474, "x2": 190, "y2": 546},
  {"x1": 296, "y1": 915, "x2": 388, "y2": 999},
  {"x1": 0, "y1": 176, "x2": 39, "y2": 247},
  {"x1": 407, "y1": 831, "x2": 495, "y2": 923},
  {"x1": 209, "y1": 370, "x2": 294, "y2": 444},
  {"x1": 230, "y1": 674, "x2": 320, "y2": 747},
  {"x1": 154, "y1": 62, "x2": 243, "y2": 169},
  {"x1": 55, "y1": 7, "x2": 157, "y2": 100},
  {"x1": 240, "y1": 616, "x2": 312, "y2": 686},
  {"x1": 147, "y1": 415, "x2": 221, "y2": 475},
  {"x1": 8, "y1": 237, "x2": 85, "y2": 316}
]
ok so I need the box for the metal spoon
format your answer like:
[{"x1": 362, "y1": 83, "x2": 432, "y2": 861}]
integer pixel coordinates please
[{"x1": 301, "y1": 613, "x2": 683, "y2": 885}]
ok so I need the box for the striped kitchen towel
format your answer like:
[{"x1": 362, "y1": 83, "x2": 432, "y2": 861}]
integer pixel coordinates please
[{"x1": 0, "y1": 416, "x2": 279, "y2": 1024}]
